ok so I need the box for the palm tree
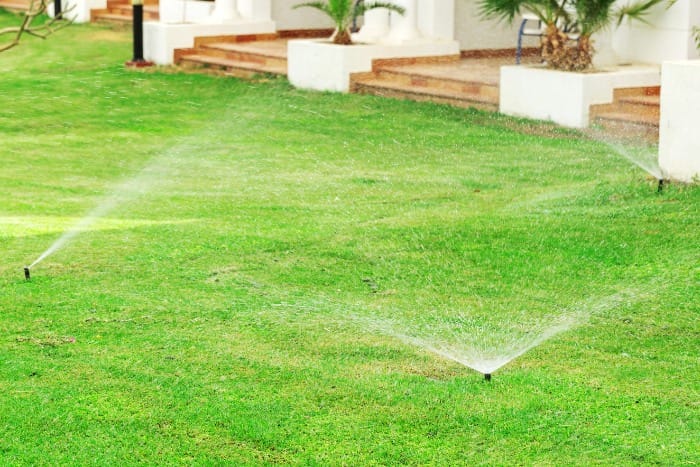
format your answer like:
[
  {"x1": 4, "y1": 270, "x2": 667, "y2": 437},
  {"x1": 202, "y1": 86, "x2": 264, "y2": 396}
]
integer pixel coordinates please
[
  {"x1": 478, "y1": 0, "x2": 667, "y2": 71},
  {"x1": 294, "y1": 0, "x2": 405, "y2": 45}
]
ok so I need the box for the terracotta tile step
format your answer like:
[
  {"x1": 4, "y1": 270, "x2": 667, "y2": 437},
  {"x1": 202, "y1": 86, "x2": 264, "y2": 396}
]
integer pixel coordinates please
[
  {"x1": 202, "y1": 41, "x2": 288, "y2": 59},
  {"x1": 591, "y1": 103, "x2": 660, "y2": 122},
  {"x1": 590, "y1": 115, "x2": 659, "y2": 142},
  {"x1": 592, "y1": 111, "x2": 659, "y2": 127},
  {"x1": 373, "y1": 69, "x2": 499, "y2": 100},
  {"x1": 198, "y1": 42, "x2": 287, "y2": 67},
  {"x1": 92, "y1": 12, "x2": 133, "y2": 22},
  {"x1": 178, "y1": 54, "x2": 286, "y2": 76},
  {"x1": 613, "y1": 86, "x2": 660, "y2": 98},
  {"x1": 618, "y1": 94, "x2": 660, "y2": 106},
  {"x1": 0, "y1": 0, "x2": 31, "y2": 10},
  {"x1": 352, "y1": 77, "x2": 498, "y2": 111}
]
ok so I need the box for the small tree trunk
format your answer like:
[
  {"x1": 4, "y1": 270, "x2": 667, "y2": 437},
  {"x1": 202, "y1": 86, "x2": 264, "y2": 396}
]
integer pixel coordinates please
[
  {"x1": 331, "y1": 28, "x2": 353, "y2": 45},
  {"x1": 541, "y1": 24, "x2": 594, "y2": 72}
]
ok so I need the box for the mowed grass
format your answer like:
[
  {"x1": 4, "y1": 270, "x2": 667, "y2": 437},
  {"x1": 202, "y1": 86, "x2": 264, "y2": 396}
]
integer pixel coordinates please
[{"x1": 1, "y1": 12, "x2": 698, "y2": 464}]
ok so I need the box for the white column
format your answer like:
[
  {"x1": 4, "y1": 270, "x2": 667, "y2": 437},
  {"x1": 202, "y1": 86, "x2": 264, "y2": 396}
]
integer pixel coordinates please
[
  {"x1": 385, "y1": 0, "x2": 421, "y2": 44},
  {"x1": 353, "y1": 8, "x2": 391, "y2": 43},
  {"x1": 658, "y1": 60, "x2": 700, "y2": 182},
  {"x1": 208, "y1": 0, "x2": 240, "y2": 22}
]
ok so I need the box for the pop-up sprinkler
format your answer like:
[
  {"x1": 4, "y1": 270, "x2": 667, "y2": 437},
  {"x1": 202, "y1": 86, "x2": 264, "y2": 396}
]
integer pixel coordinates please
[
  {"x1": 24, "y1": 267, "x2": 30, "y2": 280},
  {"x1": 657, "y1": 179, "x2": 667, "y2": 193},
  {"x1": 484, "y1": 373, "x2": 492, "y2": 382}
]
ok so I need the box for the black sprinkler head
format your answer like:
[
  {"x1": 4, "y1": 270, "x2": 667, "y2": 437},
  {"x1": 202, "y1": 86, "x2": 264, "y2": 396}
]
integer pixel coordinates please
[
  {"x1": 24, "y1": 267, "x2": 30, "y2": 280},
  {"x1": 657, "y1": 179, "x2": 666, "y2": 193},
  {"x1": 484, "y1": 373, "x2": 492, "y2": 382}
]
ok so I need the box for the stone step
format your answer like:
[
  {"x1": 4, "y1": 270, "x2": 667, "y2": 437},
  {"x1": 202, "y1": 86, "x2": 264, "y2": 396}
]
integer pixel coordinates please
[
  {"x1": 92, "y1": 1, "x2": 159, "y2": 22},
  {"x1": 198, "y1": 41, "x2": 287, "y2": 69},
  {"x1": 0, "y1": 0, "x2": 31, "y2": 11},
  {"x1": 351, "y1": 75, "x2": 498, "y2": 112},
  {"x1": 590, "y1": 112, "x2": 659, "y2": 141},
  {"x1": 588, "y1": 85, "x2": 660, "y2": 142},
  {"x1": 373, "y1": 67, "x2": 500, "y2": 102},
  {"x1": 178, "y1": 54, "x2": 286, "y2": 78}
]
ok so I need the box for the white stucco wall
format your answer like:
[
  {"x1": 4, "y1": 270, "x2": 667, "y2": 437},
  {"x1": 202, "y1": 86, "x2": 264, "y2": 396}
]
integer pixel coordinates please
[
  {"x1": 271, "y1": 0, "x2": 334, "y2": 31},
  {"x1": 454, "y1": 0, "x2": 528, "y2": 50},
  {"x1": 613, "y1": 0, "x2": 700, "y2": 64},
  {"x1": 658, "y1": 60, "x2": 700, "y2": 182}
]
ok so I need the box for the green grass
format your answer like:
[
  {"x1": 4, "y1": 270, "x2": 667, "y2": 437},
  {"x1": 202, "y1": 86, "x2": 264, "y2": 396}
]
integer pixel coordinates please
[{"x1": 1, "y1": 11, "x2": 698, "y2": 464}]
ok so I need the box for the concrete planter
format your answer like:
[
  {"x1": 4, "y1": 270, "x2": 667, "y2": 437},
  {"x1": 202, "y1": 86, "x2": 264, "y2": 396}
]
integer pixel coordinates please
[
  {"x1": 499, "y1": 64, "x2": 660, "y2": 128},
  {"x1": 287, "y1": 38, "x2": 459, "y2": 93},
  {"x1": 658, "y1": 60, "x2": 700, "y2": 183}
]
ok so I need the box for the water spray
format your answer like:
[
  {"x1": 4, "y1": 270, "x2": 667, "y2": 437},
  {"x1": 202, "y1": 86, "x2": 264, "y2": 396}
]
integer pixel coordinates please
[{"x1": 24, "y1": 267, "x2": 30, "y2": 280}]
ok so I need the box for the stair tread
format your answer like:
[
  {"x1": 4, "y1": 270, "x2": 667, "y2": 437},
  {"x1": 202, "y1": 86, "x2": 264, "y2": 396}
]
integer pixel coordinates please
[
  {"x1": 93, "y1": 12, "x2": 132, "y2": 19},
  {"x1": 180, "y1": 54, "x2": 286, "y2": 74},
  {"x1": 618, "y1": 94, "x2": 660, "y2": 106},
  {"x1": 202, "y1": 40, "x2": 288, "y2": 59},
  {"x1": 379, "y1": 66, "x2": 500, "y2": 87},
  {"x1": 593, "y1": 110, "x2": 659, "y2": 126},
  {"x1": 354, "y1": 76, "x2": 498, "y2": 104}
]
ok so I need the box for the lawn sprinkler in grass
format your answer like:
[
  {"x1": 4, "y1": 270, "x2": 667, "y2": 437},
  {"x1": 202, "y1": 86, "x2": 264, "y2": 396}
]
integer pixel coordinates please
[
  {"x1": 23, "y1": 145, "x2": 182, "y2": 276},
  {"x1": 374, "y1": 311, "x2": 583, "y2": 381},
  {"x1": 24, "y1": 267, "x2": 30, "y2": 280},
  {"x1": 585, "y1": 128, "x2": 667, "y2": 188}
]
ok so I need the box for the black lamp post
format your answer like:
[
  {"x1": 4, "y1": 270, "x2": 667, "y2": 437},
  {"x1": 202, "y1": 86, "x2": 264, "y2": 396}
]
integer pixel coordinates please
[
  {"x1": 54, "y1": 0, "x2": 62, "y2": 18},
  {"x1": 125, "y1": 0, "x2": 153, "y2": 67}
]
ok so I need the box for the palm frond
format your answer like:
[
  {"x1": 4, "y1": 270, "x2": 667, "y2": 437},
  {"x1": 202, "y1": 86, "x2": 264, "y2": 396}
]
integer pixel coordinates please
[
  {"x1": 293, "y1": 1, "x2": 332, "y2": 15},
  {"x1": 355, "y1": 1, "x2": 405, "y2": 17},
  {"x1": 613, "y1": 0, "x2": 665, "y2": 27}
]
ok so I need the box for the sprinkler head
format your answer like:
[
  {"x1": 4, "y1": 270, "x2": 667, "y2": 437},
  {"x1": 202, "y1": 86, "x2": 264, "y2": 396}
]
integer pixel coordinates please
[
  {"x1": 24, "y1": 267, "x2": 30, "y2": 280},
  {"x1": 657, "y1": 179, "x2": 666, "y2": 193},
  {"x1": 484, "y1": 373, "x2": 492, "y2": 382}
]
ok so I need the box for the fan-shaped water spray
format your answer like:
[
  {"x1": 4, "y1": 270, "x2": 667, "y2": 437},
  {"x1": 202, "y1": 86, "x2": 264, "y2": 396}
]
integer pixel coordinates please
[{"x1": 363, "y1": 289, "x2": 644, "y2": 379}]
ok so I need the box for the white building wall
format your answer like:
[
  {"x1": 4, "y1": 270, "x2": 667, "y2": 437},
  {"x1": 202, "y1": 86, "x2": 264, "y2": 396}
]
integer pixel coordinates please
[
  {"x1": 271, "y1": 0, "x2": 334, "y2": 31},
  {"x1": 613, "y1": 0, "x2": 700, "y2": 63},
  {"x1": 454, "y1": 0, "x2": 526, "y2": 50}
]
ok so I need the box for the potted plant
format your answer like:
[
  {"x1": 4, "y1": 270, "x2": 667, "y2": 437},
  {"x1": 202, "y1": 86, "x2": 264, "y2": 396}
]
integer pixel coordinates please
[
  {"x1": 478, "y1": 0, "x2": 667, "y2": 71},
  {"x1": 293, "y1": 0, "x2": 405, "y2": 45}
]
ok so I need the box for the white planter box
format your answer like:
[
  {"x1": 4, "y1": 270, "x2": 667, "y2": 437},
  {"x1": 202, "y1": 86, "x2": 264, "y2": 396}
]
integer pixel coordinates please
[
  {"x1": 499, "y1": 64, "x2": 660, "y2": 128},
  {"x1": 659, "y1": 60, "x2": 700, "y2": 183},
  {"x1": 287, "y1": 38, "x2": 459, "y2": 93}
]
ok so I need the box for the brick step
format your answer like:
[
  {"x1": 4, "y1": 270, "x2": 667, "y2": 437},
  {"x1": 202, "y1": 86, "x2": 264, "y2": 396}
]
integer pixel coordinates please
[
  {"x1": 591, "y1": 102, "x2": 660, "y2": 122},
  {"x1": 590, "y1": 112, "x2": 659, "y2": 142},
  {"x1": 613, "y1": 85, "x2": 660, "y2": 98},
  {"x1": 371, "y1": 67, "x2": 499, "y2": 102},
  {"x1": 0, "y1": 0, "x2": 31, "y2": 11},
  {"x1": 351, "y1": 75, "x2": 498, "y2": 112},
  {"x1": 92, "y1": 2, "x2": 158, "y2": 22},
  {"x1": 592, "y1": 110, "x2": 659, "y2": 128},
  {"x1": 107, "y1": 4, "x2": 158, "y2": 15},
  {"x1": 178, "y1": 54, "x2": 286, "y2": 78},
  {"x1": 198, "y1": 41, "x2": 287, "y2": 69}
]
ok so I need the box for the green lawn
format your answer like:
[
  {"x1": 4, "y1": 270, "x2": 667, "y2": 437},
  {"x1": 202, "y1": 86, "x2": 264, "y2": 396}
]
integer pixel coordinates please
[{"x1": 1, "y1": 12, "x2": 698, "y2": 464}]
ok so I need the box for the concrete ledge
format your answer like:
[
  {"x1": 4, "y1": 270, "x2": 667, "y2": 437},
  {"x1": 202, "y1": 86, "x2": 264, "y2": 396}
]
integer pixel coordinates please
[
  {"x1": 144, "y1": 20, "x2": 276, "y2": 65},
  {"x1": 287, "y1": 38, "x2": 460, "y2": 93},
  {"x1": 659, "y1": 60, "x2": 700, "y2": 182},
  {"x1": 499, "y1": 64, "x2": 660, "y2": 128}
]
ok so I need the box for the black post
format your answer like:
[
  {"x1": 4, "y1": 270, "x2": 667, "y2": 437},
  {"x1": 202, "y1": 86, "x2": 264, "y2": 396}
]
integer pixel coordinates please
[
  {"x1": 54, "y1": 0, "x2": 62, "y2": 18},
  {"x1": 126, "y1": 0, "x2": 153, "y2": 67}
]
